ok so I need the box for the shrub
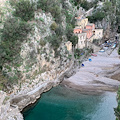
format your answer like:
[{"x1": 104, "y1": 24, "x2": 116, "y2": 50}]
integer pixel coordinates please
[
  {"x1": 46, "y1": 35, "x2": 62, "y2": 51},
  {"x1": 11, "y1": 0, "x2": 35, "y2": 21},
  {"x1": 37, "y1": 0, "x2": 48, "y2": 11},
  {"x1": 74, "y1": 48, "x2": 81, "y2": 59},
  {"x1": 37, "y1": 0, "x2": 62, "y2": 23},
  {"x1": 72, "y1": 0, "x2": 99, "y2": 10},
  {"x1": 55, "y1": 26, "x2": 64, "y2": 36},
  {"x1": 66, "y1": 24, "x2": 74, "y2": 40},
  {"x1": 69, "y1": 35, "x2": 78, "y2": 48},
  {"x1": 40, "y1": 17, "x2": 44, "y2": 22},
  {"x1": 50, "y1": 22, "x2": 58, "y2": 31},
  {"x1": 9, "y1": 75, "x2": 18, "y2": 84},
  {"x1": 40, "y1": 39, "x2": 46, "y2": 46},
  {"x1": 87, "y1": 11, "x2": 106, "y2": 23},
  {"x1": 0, "y1": 17, "x2": 32, "y2": 62}
]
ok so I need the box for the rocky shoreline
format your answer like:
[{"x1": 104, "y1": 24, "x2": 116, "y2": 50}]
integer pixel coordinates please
[
  {"x1": 0, "y1": 48, "x2": 120, "y2": 120},
  {"x1": 0, "y1": 60, "x2": 75, "y2": 120}
]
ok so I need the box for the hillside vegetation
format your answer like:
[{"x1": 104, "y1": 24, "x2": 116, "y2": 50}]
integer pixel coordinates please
[
  {"x1": 0, "y1": 0, "x2": 78, "y2": 90},
  {"x1": 87, "y1": 0, "x2": 120, "y2": 31}
]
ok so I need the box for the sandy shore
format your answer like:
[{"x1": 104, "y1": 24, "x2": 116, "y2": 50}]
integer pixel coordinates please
[{"x1": 62, "y1": 48, "x2": 120, "y2": 93}]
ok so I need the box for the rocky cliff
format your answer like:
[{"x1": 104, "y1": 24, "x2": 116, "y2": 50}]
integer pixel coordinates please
[
  {"x1": 0, "y1": 0, "x2": 116, "y2": 119},
  {"x1": 0, "y1": 0, "x2": 77, "y2": 119}
]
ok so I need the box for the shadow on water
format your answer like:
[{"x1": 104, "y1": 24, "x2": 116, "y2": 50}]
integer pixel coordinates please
[{"x1": 23, "y1": 85, "x2": 117, "y2": 120}]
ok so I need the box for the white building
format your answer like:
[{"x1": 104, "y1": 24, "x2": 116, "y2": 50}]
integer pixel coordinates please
[{"x1": 77, "y1": 33, "x2": 87, "y2": 49}]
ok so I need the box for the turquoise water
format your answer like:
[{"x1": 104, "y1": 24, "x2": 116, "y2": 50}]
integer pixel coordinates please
[{"x1": 23, "y1": 85, "x2": 117, "y2": 120}]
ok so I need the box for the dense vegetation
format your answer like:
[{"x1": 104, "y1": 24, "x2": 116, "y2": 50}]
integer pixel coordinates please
[
  {"x1": 0, "y1": 0, "x2": 78, "y2": 88},
  {"x1": 0, "y1": 0, "x2": 33, "y2": 66},
  {"x1": 37, "y1": 0, "x2": 77, "y2": 50},
  {"x1": 87, "y1": 11, "x2": 106, "y2": 23},
  {"x1": 87, "y1": 0, "x2": 120, "y2": 31},
  {"x1": 0, "y1": 17, "x2": 32, "y2": 62},
  {"x1": 71, "y1": 0, "x2": 99, "y2": 10},
  {"x1": 10, "y1": 0, "x2": 35, "y2": 21},
  {"x1": 0, "y1": 0, "x2": 77, "y2": 64}
]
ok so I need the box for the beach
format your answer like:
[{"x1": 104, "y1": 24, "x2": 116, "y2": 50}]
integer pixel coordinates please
[{"x1": 62, "y1": 48, "x2": 120, "y2": 93}]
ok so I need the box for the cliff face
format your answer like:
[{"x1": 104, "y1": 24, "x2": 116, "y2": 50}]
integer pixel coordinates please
[
  {"x1": 0, "y1": 0, "x2": 76, "y2": 119},
  {"x1": 0, "y1": 0, "x2": 115, "y2": 119},
  {"x1": 1, "y1": 0, "x2": 75, "y2": 93}
]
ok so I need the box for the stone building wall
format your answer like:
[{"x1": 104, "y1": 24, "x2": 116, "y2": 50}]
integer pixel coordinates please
[
  {"x1": 94, "y1": 29, "x2": 103, "y2": 39},
  {"x1": 76, "y1": 33, "x2": 87, "y2": 49}
]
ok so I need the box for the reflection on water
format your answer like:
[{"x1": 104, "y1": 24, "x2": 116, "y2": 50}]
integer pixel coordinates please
[{"x1": 23, "y1": 85, "x2": 117, "y2": 120}]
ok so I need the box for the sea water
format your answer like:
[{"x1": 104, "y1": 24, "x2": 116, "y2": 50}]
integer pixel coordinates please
[{"x1": 23, "y1": 85, "x2": 117, "y2": 120}]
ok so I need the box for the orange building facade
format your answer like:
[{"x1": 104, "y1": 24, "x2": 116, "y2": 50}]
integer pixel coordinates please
[
  {"x1": 83, "y1": 29, "x2": 93, "y2": 39},
  {"x1": 74, "y1": 16, "x2": 103, "y2": 49},
  {"x1": 74, "y1": 28, "x2": 82, "y2": 34}
]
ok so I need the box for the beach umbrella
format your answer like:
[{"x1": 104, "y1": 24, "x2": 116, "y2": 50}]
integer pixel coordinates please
[
  {"x1": 82, "y1": 64, "x2": 84, "y2": 67},
  {"x1": 89, "y1": 59, "x2": 92, "y2": 62}
]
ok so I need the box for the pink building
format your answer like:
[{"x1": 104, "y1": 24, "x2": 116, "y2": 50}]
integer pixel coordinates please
[
  {"x1": 74, "y1": 28, "x2": 82, "y2": 34},
  {"x1": 83, "y1": 29, "x2": 93, "y2": 39},
  {"x1": 86, "y1": 24, "x2": 95, "y2": 30}
]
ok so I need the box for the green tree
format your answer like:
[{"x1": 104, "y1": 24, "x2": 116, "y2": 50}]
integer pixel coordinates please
[
  {"x1": 11, "y1": 0, "x2": 35, "y2": 21},
  {"x1": 0, "y1": 17, "x2": 32, "y2": 62},
  {"x1": 87, "y1": 11, "x2": 106, "y2": 23},
  {"x1": 50, "y1": 22, "x2": 58, "y2": 31},
  {"x1": 69, "y1": 35, "x2": 78, "y2": 48},
  {"x1": 46, "y1": 35, "x2": 62, "y2": 51}
]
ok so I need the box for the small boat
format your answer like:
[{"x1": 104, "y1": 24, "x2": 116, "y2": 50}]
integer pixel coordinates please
[{"x1": 91, "y1": 53, "x2": 97, "y2": 56}]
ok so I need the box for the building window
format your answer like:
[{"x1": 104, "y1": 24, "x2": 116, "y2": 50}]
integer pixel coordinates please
[{"x1": 82, "y1": 36, "x2": 83, "y2": 40}]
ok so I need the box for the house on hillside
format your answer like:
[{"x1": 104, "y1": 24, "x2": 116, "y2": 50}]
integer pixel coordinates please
[
  {"x1": 82, "y1": 29, "x2": 93, "y2": 39},
  {"x1": 77, "y1": 33, "x2": 87, "y2": 49},
  {"x1": 93, "y1": 29, "x2": 103, "y2": 39},
  {"x1": 74, "y1": 16, "x2": 103, "y2": 50},
  {"x1": 86, "y1": 23, "x2": 95, "y2": 30},
  {"x1": 73, "y1": 27, "x2": 82, "y2": 34},
  {"x1": 76, "y1": 18, "x2": 88, "y2": 29}
]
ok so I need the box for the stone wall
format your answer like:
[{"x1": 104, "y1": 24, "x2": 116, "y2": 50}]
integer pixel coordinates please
[{"x1": 76, "y1": 33, "x2": 87, "y2": 49}]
